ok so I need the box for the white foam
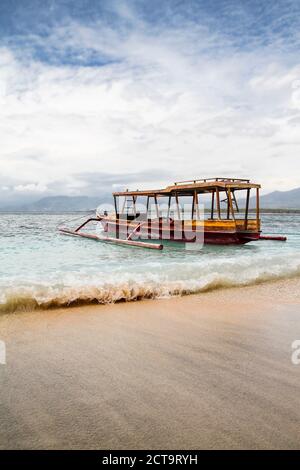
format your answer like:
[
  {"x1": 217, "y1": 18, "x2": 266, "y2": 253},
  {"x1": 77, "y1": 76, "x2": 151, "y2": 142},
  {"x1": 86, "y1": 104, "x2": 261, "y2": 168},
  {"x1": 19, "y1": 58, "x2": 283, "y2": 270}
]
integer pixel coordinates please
[{"x1": 1, "y1": 251, "x2": 300, "y2": 313}]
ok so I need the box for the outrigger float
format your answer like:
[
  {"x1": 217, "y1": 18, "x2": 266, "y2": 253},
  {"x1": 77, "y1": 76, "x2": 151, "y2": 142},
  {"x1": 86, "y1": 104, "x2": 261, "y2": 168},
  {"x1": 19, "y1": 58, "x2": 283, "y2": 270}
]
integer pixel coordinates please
[{"x1": 59, "y1": 177, "x2": 287, "y2": 249}]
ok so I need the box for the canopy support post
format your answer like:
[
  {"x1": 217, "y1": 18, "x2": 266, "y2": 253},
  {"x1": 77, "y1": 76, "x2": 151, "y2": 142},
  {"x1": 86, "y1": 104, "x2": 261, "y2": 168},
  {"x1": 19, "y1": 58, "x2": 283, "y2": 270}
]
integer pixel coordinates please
[
  {"x1": 191, "y1": 193, "x2": 195, "y2": 219},
  {"x1": 216, "y1": 188, "x2": 221, "y2": 219},
  {"x1": 211, "y1": 191, "x2": 215, "y2": 219},
  {"x1": 226, "y1": 192, "x2": 230, "y2": 219},
  {"x1": 121, "y1": 196, "x2": 126, "y2": 215},
  {"x1": 175, "y1": 192, "x2": 181, "y2": 220},
  {"x1": 232, "y1": 190, "x2": 239, "y2": 212},
  {"x1": 227, "y1": 189, "x2": 235, "y2": 220},
  {"x1": 195, "y1": 191, "x2": 200, "y2": 220},
  {"x1": 154, "y1": 195, "x2": 159, "y2": 218},
  {"x1": 256, "y1": 188, "x2": 260, "y2": 227},
  {"x1": 244, "y1": 189, "x2": 250, "y2": 229},
  {"x1": 132, "y1": 196, "x2": 137, "y2": 217},
  {"x1": 167, "y1": 195, "x2": 171, "y2": 219},
  {"x1": 113, "y1": 195, "x2": 118, "y2": 218}
]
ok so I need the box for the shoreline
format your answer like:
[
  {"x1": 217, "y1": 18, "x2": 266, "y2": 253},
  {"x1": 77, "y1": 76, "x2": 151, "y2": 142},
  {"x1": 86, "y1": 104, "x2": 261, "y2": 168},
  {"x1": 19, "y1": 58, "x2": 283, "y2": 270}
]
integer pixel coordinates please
[
  {"x1": 1, "y1": 278, "x2": 300, "y2": 449},
  {"x1": 1, "y1": 274, "x2": 300, "y2": 316}
]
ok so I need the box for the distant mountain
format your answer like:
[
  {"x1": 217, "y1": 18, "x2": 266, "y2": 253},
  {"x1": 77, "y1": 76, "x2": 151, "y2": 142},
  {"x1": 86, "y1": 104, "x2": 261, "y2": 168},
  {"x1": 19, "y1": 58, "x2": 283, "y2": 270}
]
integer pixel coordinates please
[
  {"x1": 0, "y1": 195, "x2": 109, "y2": 212},
  {"x1": 0, "y1": 187, "x2": 299, "y2": 212},
  {"x1": 258, "y1": 187, "x2": 300, "y2": 209}
]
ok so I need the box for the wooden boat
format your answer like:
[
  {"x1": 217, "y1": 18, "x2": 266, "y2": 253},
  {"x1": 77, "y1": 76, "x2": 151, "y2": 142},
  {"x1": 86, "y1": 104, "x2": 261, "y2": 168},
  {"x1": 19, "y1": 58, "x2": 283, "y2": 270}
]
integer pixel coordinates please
[
  {"x1": 59, "y1": 178, "x2": 287, "y2": 248},
  {"x1": 100, "y1": 177, "x2": 261, "y2": 245}
]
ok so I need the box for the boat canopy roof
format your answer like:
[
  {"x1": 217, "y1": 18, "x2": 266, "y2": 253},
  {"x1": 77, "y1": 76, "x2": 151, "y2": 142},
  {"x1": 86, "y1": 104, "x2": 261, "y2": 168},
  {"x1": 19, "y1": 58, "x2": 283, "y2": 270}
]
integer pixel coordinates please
[{"x1": 113, "y1": 177, "x2": 261, "y2": 197}]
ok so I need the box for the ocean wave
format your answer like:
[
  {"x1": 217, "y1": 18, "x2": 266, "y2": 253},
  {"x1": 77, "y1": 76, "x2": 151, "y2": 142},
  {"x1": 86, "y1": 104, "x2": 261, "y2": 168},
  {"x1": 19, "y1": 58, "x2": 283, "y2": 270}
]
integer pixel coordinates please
[{"x1": 1, "y1": 257, "x2": 300, "y2": 314}]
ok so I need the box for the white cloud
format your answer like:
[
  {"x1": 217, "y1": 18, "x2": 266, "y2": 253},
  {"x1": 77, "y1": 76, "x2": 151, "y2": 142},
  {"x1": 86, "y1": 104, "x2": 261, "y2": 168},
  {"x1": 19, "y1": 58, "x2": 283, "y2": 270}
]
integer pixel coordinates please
[
  {"x1": 14, "y1": 183, "x2": 48, "y2": 193},
  {"x1": 0, "y1": 9, "x2": 300, "y2": 204}
]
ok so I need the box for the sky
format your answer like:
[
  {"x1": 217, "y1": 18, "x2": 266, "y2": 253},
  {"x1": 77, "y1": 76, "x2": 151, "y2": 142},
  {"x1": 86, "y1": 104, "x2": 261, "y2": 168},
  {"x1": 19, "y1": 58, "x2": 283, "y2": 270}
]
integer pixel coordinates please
[{"x1": 0, "y1": 0, "x2": 300, "y2": 205}]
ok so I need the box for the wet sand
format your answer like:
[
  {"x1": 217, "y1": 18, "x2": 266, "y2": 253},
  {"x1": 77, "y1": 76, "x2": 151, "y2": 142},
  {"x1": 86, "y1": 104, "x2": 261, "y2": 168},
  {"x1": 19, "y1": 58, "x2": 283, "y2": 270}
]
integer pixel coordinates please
[{"x1": 0, "y1": 278, "x2": 300, "y2": 449}]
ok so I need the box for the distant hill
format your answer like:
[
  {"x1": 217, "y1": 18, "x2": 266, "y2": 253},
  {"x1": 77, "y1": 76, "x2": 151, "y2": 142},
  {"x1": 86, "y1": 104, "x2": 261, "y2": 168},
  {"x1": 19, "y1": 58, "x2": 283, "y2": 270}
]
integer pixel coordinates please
[
  {"x1": 0, "y1": 187, "x2": 299, "y2": 212},
  {"x1": 258, "y1": 187, "x2": 300, "y2": 209},
  {"x1": 0, "y1": 195, "x2": 108, "y2": 212}
]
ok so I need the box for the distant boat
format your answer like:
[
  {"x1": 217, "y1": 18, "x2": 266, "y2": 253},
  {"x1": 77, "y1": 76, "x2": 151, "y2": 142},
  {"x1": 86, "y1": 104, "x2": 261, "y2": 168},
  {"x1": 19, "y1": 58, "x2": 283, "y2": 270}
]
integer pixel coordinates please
[{"x1": 59, "y1": 178, "x2": 286, "y2": 249}]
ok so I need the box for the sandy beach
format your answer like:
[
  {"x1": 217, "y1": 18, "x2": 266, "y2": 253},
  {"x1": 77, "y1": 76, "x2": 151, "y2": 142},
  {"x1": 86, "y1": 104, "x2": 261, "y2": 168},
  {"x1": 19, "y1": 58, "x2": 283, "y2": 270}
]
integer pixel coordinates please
[{"x1": 1, "y1": 278, "x2": 300, "y2": 450}]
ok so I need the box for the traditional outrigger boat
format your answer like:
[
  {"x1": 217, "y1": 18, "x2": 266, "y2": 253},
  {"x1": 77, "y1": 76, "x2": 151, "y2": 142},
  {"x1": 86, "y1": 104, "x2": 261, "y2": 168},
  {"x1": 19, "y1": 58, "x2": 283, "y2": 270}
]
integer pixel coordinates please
[{"x1": 59, "y1": 177, "x2": 287, "y2": 249}]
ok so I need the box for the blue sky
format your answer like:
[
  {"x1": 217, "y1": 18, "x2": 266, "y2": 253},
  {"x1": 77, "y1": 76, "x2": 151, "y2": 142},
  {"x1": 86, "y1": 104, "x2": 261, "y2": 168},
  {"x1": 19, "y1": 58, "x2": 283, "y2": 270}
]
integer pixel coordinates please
[
  {"x1": 2, "y1": 1, "x2": 300, "y2": 62},
  {"x1": 0, "y1": 0, "x2": 300, "y2": 204}
]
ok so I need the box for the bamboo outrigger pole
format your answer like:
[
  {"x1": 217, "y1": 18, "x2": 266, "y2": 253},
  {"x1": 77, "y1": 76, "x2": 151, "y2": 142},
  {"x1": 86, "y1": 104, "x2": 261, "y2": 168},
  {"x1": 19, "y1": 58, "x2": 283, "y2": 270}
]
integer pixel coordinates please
[{"x1": 59, "y1": 218, "x2": 163, "y2": 250}]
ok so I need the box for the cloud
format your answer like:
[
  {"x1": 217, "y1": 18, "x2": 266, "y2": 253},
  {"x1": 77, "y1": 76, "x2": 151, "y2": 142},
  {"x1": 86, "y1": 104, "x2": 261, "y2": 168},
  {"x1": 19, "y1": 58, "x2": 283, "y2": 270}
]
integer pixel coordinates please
[
  {"x1": 0, "y1": 0, "x2": 300, "y2": 207},
  {"x1": 14, "y1": 182, "x2": 48, "y2": 193}
]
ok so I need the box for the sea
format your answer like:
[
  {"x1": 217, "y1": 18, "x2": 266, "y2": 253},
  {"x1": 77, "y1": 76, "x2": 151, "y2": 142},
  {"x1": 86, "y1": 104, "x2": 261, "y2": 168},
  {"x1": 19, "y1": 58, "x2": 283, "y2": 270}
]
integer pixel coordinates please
[{"x1": 0, "y1": 212, "x2": 300, "y2": 313}]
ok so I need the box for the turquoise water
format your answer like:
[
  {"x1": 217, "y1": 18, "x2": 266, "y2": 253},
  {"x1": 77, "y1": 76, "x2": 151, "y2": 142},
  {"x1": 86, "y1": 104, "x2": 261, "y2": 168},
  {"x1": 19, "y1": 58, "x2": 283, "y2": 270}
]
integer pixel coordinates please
[{"x1": 0, "y1": 212, "x2": 300, "y2": 312}]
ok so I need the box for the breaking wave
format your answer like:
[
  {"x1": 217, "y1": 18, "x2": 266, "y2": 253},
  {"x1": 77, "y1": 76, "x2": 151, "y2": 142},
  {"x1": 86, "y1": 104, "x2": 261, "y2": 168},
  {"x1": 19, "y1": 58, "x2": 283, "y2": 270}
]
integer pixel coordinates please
[{"x1": 1, "y1": 253, "x2": 300, "y2": 314}]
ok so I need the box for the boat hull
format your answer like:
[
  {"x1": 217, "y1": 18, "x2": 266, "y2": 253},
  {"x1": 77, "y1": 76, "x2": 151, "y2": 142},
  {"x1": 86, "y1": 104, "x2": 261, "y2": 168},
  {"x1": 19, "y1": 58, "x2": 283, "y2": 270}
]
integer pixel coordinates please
[{"x1": 101, "y1": 218, "x2": 260, "y2": 245}]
